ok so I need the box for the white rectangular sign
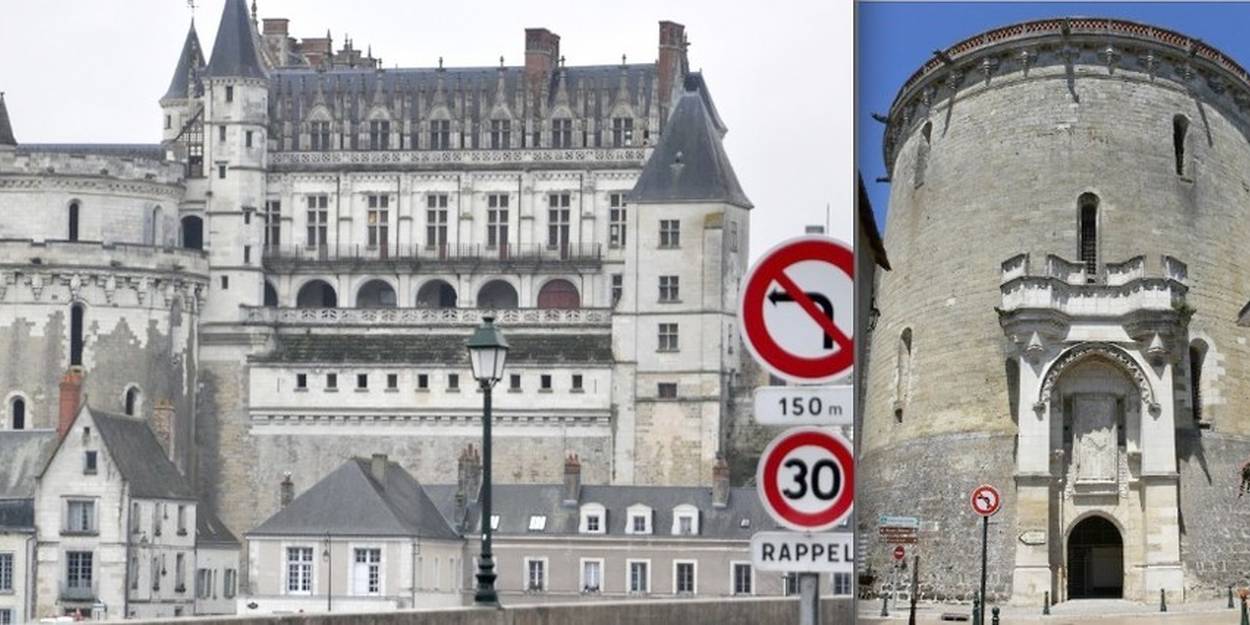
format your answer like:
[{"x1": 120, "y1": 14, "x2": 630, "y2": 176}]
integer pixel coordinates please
[
  {"x1": 750, "y1": 531, "x2": 854, "y2": 573},
  {"x1": 753, "y1": 385, "x2": 853, "y2": 425},
  {"x1": 878, "y1": 515, "x2": 920, "y2": 529}
]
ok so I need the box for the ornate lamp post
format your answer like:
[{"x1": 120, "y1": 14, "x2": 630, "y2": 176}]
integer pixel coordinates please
[{"x1": 467, "y1": 315, "x2": 509, "y2": 606}]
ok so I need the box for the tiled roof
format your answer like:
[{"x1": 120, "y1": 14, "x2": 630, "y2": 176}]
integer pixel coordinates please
[
  {"x1": 90, "y1": 409, "x2": 196, "y2": 500},
  {"x1": 255, "y1": 332, "x2": 613, "y2": 365}
]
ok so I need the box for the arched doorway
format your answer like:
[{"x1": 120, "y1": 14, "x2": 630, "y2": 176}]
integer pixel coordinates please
[
  {"x1": 356, "y1": 279, "x2": 397, "y2": 308},
  {"x1": 181, "y1": 215, "x2": 204, "y2": 250},
  {"x1": 537, "y1": 279, "x2": 580, "y2": 309},
  {"x1": 263, "y1": 281, "x2": 279, "y2": 307},
  {"x1": 296, "y1": 280, "x2": 338, "y2": 308},
  {"x1": 477, "y1": 280, "x2": 518, "y2": 309},
  {"x1": 1067, "y1": 516, "x2": 1123, "y2": 599},
  {"x1": 416, "y1": 280, "x2": 457, "y2": 309}
]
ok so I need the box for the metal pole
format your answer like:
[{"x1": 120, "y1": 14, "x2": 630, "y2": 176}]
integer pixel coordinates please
[
  {"x1": 474, "y1": 382, "x2": 498, "y2": 605},
  {"x1": 325, "y1": 534, "x2": 331, "y2": 613},
  {"x1": 979, "y1": 515, "x2": 988, "y2": 625},
  {"x1": 798, "y1": 572, "x2": 821, "y2": 625},
  {"x1": 908, "y1": 554, "x2": 920, "y2": 625}
]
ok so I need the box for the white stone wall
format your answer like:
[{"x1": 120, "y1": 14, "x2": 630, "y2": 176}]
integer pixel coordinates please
[
  {"x1": 194, "y1": 544, "x2": 240, "y2": 616},
  {"x1": 0, "y1": 532, "x2": 36, "y2": 625}
]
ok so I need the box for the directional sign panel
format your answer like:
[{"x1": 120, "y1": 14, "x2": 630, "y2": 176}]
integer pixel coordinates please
[
  {"x1": 970, "y1": 484, "x2": 1002, "y2": 517},
  {"x1": 750, "y1": 531, "x2": 854, "y2": 573},
  {"x1": 878, "y1": 515, "x2": 920, "y2": 529},
  {"x1": 757, "y1": 427, "x2": 854, "y2": 532},
  {"x1": 739, "y1": 236, "x2": 854, "y2": 384},
  {"x1": 753, "y1": 385, "x2": 853, "y2": 426}
]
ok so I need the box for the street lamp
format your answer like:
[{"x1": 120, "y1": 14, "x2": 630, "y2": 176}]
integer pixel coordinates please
[{"x1": 467, "y1": 315, "x2": 509, "y2": 606}]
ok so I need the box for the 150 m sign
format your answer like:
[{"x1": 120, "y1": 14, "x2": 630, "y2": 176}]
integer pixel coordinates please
[
  {"x1": 757, "y1": 427, "x2": 854, "y2": 532},
  {"x1": 753, "y1": 386, "x2": 853, "y2": 426}
]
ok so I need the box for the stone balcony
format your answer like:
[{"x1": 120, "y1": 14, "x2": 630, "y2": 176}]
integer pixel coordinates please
[
  {"x1": 261, "y1": 242, "x2": 603, "y2": 274},
  {"x1": 240, "y1": 306, "x2": 610, "y2": 329}
]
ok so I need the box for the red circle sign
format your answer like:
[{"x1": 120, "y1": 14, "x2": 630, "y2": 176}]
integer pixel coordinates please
[
  {"x1": 893, "y1": 545, "x2": 906, "y2": 561},
  {"x1": 756, "y1": 427, "x2": 854, "y2": 531},
  {"x1": 970, "y1": 484, "x2": 1001, "y2": 517},
  {"x1": 739, "y1": 236, "x2": 854, "y2": 383}
]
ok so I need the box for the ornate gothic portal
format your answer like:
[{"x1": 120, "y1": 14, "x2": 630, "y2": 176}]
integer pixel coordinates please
[{"x1": 998, "y1": 253, "x2": 1188, "y2": 604}]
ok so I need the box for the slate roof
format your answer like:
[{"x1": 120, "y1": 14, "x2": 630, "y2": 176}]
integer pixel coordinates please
[
  {"x1": 15, "y1": 144, "x2": 165, "y2": 160},
  {"x1": 197, "y1": 506, "x2": 240, "y2": 547},
  {"x1": 89, "y1": 409, "x2": 196, "y2": 500},
  {"x1": 206, "y1": 0, "x2": 267, "y2": 79},
  {"x1": 628, "y1": 76, "x2": 752, "y2": 209},
  {"x1": 0, "y1": 93, "x2": 15, "y2": 147},
  {"x1": 426, "y1": 483, "x2": 783, "y2": 540},
  {"x1": 0, "y1": 430, "x2": 57, "y2": 499},
  {"x1": 249, "y1": 457, "x2": 458, "y2": 540},
  {"x1": 254, "y1": 332, "x2": 613, "y2": 365},
  {"x1": 163, "y1": 22, "x2": 206, "y2": 101},
  {"x1": 0, "y1": 500, "x2": 34, "y2": 531}
]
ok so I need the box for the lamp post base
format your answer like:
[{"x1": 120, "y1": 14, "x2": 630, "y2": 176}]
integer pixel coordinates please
[{"x1": 474, "y1": 555, "x2": 498, "y2": 606}]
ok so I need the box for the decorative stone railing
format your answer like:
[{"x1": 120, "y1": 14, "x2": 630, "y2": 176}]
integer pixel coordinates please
[
  {"x1": 999, "y1": 253, "x2": 1187, "y2": 317},
  {"x1": 240, "y1": 306, "x2": 611, "y2": 327},
  {"x1": 269, "y1": 147, "x2": 648, "y2": 169}
]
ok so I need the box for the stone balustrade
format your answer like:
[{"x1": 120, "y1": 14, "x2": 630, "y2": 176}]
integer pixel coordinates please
[{"x1": 241, "y1": 306, "x2": 611, "y2": 327}]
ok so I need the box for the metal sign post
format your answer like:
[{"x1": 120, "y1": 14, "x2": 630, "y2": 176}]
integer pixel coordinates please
[{"x1": 970, "y1": 485, "x2": 1002, "y2": 625}]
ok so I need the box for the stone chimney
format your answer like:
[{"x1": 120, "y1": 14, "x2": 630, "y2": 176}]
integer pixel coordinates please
[
  {"x1": 151, "y1": 399, "x2": 176, "y2": 454},
  {"x1": 562, "y1": 453, "x2": 581, "y2": 505},
  {"x1": 370, "y1": 453, "x2": 388, "y2": 484},
  {"x1": 57, "y1": 367, "x2": 85, "y2": 438},
  {"x1": 279, "y1": 473, "x2": 294, "y2": 508},
  {"x1": 262, "y1": 18, "x2": 289, "y2": 36},
  {"x1": 712, "y1": 456, "x2": 731, "y2": 508},
  {"x1": 457, "y1": 445, "x2": 481, "y2": 503},
  {"x1": 657, "y1": 21, "x2": 688, "y2": 108},
  {"x1": 524, "y1": 28, "x2": 561, "y2": 87}
]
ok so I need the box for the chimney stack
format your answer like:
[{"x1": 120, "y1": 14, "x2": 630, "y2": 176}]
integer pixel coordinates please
[
  {"x1": 457, "y1": 445, "x2": 482, "y2": 504},
  {"x1": 279, "y1": 473, "x2": 294, "y2": 508},
  {"x1": 57, "y1": 367, "x2": 85, "y2": 438},
  {"x1": 370, "y1": 453, "x2": 388, "y2": 484},
  {"x1": 656, "y1": 21, "x2": 687, "y2": 109},
  {"x1": 151, "y1": 399, "x2": 176, "y2": 460},
  {"x1": 562, "y1": 453, "x2": 581, "y2": 505},
  {"x1": 524, "y1": 28, "x2": 561, "y2": 88},
  {"x1": 712, "y1": 456, "x2": 731, "y2": 508},
  {"x1": 262, "y1": 18, "x2": 289, "y2": 36}
]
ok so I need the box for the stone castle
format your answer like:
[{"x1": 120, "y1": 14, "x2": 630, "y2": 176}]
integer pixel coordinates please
[
  {"x1": 860, "y1": 17, "x2": 1250, "y2": 605},
  {"x1": 0, "y1": 0, "x2": 754, "y2": 546}
]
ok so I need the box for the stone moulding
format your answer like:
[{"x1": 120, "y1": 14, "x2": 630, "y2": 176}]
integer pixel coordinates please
[
  {"x1": 268, "y1": 147, "x2": 649, "y2": 171},
  {"x1": 1036, "y1": 342, "x2": 1159, "y2": 415},
  {"x1": 240, "y1": 306, "x2": 611, "y2": 327}
]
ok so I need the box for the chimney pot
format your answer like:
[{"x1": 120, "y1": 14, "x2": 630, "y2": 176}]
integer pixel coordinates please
[
  {"x1": 262, "y1": 18, "x2": 289, "y2": 36},
  {"x1": 280, "y1": 473, "x2": 294, "y2": 508},
  {"x1": 562, "y1": 453, "x2": 581, "y2": 505},
  {"x1": 370, "y1": 453, "x2": 388, "y2": 483}
]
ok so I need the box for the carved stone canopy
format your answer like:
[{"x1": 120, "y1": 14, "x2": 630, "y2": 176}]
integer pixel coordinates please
[{"x1": 1034, "y1": 342, "x2": 1159, "y2": 415}]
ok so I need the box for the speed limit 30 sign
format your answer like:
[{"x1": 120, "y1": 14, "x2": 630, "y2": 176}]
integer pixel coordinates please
[{"x1": 757, "y1": 427, "x2": 854, "y2": 532}]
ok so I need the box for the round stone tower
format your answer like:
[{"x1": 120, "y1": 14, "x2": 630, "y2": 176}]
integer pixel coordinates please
[{"x1": 861, "y1": 18, "x2": 1250, "y2": 605}]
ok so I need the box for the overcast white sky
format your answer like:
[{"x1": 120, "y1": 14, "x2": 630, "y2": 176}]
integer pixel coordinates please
[{"x1": 0, "y1": 0, "x2": 853, "y2": 258}]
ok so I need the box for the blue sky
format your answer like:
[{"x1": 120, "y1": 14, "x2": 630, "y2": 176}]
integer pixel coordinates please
[{"x1": 857, "y1": 2, "x2": 1250, "y2": 229}]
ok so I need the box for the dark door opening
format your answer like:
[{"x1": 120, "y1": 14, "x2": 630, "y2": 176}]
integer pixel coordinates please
[{"x1": 1067, "y1": 516, "x2": 1123, "y2": 599}]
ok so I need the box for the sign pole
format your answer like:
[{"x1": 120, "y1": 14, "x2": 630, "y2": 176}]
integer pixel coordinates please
[
  {"x1": 979, "y1": 515, "x2": 988, "y2": 625},
  {"x1": 909, "y1": 554, "x2": 920, "y2": 625},
  {"x1": 799, "y1": 572, "x2": 821, "y2": 625}
]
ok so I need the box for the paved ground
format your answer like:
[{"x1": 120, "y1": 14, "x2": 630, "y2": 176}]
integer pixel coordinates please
[{"x1": 857, "y1": 598, "x2": 1245, "y2": 624}]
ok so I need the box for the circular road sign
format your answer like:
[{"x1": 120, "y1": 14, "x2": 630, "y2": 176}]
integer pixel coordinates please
[
  {"x1": 756, "y1": 426, "x2": 854, "y2": 532},
  {"x1": 893, "y1": 545, "x2": 906, "y2": 561},
  {"x1": 970, "y1": 484, "x2": 1001, "y2": 518},
  {"x1": 739, "y1": 236, "x2": 854, "y2": 384}
]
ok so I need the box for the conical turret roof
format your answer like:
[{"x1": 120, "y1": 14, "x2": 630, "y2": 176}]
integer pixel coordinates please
[
  {"x1": 206, "y1": 0, "x2": 267, "y2": 79},
  {"x1": 0, "y1": 93, "x2": 16, "y2": 147},
  {"x1": 162, "y1": 22, "x2": 205, "y2": 101}
]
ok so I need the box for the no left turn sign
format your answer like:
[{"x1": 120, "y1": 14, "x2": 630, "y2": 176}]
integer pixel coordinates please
[
  {"x1": 970, "y1": 484, "x2": 1001, "y2": 517},
  {"x1": 757, "y1": 427, "x2": 854, "y2": 532},
  {"x1": 739, "y1": 236, "x2": 854, "y2": 384}
]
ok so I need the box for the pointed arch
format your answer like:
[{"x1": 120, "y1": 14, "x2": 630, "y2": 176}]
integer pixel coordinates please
[{"x1": 1037, "y1": 342, "x2": 1157, "y2": 414}]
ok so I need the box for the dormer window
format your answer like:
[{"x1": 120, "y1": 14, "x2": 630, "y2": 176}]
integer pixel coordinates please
[
  {"x1": 528, "y1": 515, "x2": 547, "y2": 531},
  {"x1": 625, "y1": 504, "x2": 652, "y2": 535},
  {"x1": 489, "y1": 514, "x2": 500, "y2": 531},
  {"x1": 671, "y1": 504, "x2": 699, "y2": 536},
  {"x1": 579, "y1": 503, "x2": 606, "y2": 534}
]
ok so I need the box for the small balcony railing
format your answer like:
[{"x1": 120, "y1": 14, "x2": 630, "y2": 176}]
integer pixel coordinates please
[
  {"x1": 60, "y1": 579, "x2": 97, "y2": 601},
  {"x1": 262, "y1": 242, "x2": 601, "y2": 268}
]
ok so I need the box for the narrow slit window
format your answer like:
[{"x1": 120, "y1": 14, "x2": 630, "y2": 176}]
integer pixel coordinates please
[
  {"x1": 68, "y1": 202, "x2": 80, "y2": 241},
  {"x1": 914, "y1": 121, "x2": 932, "y2": 188},
  {"x1": 1173, "y1": 115, "x2": 1189, "y2": 177},
  {"x1": 70, "y1": 304, "x2": 85, "y2": 366},
  {"x1": 1078, "y1": 193, "x2": 1099, "y2": 281}
]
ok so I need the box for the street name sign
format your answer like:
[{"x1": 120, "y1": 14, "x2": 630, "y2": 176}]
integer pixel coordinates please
[
  {"x1": 739, "y1": 236, "x2": 854, "y2": 384},
  {"x1": 753, "y1": 385, "x2": 853, "y2": 426},
  {"x1": 757, "y1": 427, "x2": 854, "y2": 532},
  {"x1": 750, "y1": 531, "x2": 854, "y2": 573}
]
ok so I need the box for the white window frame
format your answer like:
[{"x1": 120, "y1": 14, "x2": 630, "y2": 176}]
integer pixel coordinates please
[
  {"x1": 64, "y1": 497, "x2": 97, "y2": 534},
  {"x1": 831, "y1": 571, "x2": 853, "y2": 597},
  {"x1": 527, "y1": 515, "x2": 547, "y2": 531},
  {"x1": 730, "y1": 561, "x2": 754, "y2": 596},
  {"x1": 671, "y1": 504, "x2": 700, "y2": 536},
  {"x1": 350, "y1": 545, "x2": 384, "y2": 596},
  {"x1": 0, "y1": 608, "x2": 11, "y2": 625},
  {"x1": 672, "y1": 560, "x2": 698, "y2": 595},
  {"x1": 626, "y1": 558, "x2": 651, "y2": 594},
  {"x1": 523, "y1": 557, "x2": 548, "y2": 592},
  {"x1": 0, "y1": 552, "x2": 12, "y2": 592},
  {"x1": 579, "y1": 557, "x2": 604, "y2": 593},
  {"x1": 625, "y1": 504, "x2": 652, "y2": 535},
  {"x1": 283, "y1": 545, "x2": 315, "y2": 595},
  {"x1": 578, "y1": 503, "x2": 606, "y2": 534}
]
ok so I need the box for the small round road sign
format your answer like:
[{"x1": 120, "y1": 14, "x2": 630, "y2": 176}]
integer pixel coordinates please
[
  {"x1": 739, "y1": 236, "x2": 854, "y2": 384},
  {"x1": 970, "y1": 484, "x2": 1001, "y2": 517},
  {"x1": 892, "y1": 545, "x2": 906, "y2": 561},
  {"x1": 757, "y1": 427, "x2": 854, "y2": 532}
]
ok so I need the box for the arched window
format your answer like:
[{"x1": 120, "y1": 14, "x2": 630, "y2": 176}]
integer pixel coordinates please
[
  {"x1": 70, "y1": 304, "x2": 85, "y2": 366},
  {"x1": 1173, "y1": 115, "x2": 1189, "y2": 176},
  {"x1": 1078, "y1": 193, "x2": 1099, "y2": 282},
  {"x1": 263, "y1": 281, "x2": 279, "y2": 307},
  {"x1": 68, "y1": 202, "x2": 80, "y2": 242},
  {"x1": 416, "y1": 280, "x2": 457, "y2": 309},
  {"x1": 295, "y1": 280, "x2": 338, "y2": 308},
  {"x1": 10, "y1": 396, "x2": 26, "y2": 430},
  {"x1": 914, "y1": 121, "x2": 932, "y2": 188},
  {"x1": 537, "y1": 279, "x2": 580, "y2": 309},
  {"x1": 124, "y1": 386, "x2": 141, "y2": 417},
  {"x1": 356, "y1": 279, "x2": 397, "y2": 308},
  {"x1": 1190, "y1": 339, "x2": 1208, "y2": 425},
  {"x1": 477, "y1": 280, "x2": 519, "y2": 309},
  {"x1": 894, "y1": 328, "x2": 912, "y2": 421},
  {"x1": 181, "y1": 215, "x2": 204, "y2": 250}
]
